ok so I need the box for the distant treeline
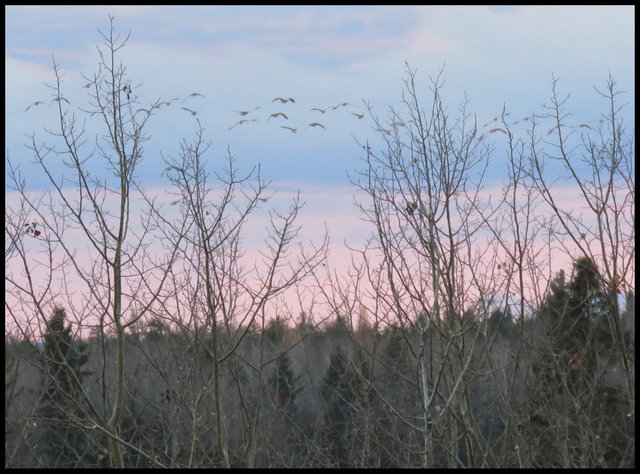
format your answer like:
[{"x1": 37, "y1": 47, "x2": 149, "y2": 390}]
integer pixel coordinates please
[{"x1": 5, "y1": 271, "x2": 635, "y2": 468}]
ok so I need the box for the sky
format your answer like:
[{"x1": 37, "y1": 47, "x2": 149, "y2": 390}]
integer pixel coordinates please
[
  {"x1": 6, "y1": 6, "x2": 634, "y2": 187},
  {"x1": 4, "y1": 5, "x2": 635, "y2": 333}
]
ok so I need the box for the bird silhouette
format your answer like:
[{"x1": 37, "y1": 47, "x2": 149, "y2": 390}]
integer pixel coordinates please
[
  {"x1": 482, "y1": 115, "x2": 500, "y2": 127},
  {"x1": 228, "y1": 119, "x2": 257, "y2": 130},
  {"x1": 350, "y1": 112, "x2": 365, "y2": 119},
  {"x1": 268, "y1": 112, "x2": 288, "y2": 122},
  {"x1": 82, "y1": 82, "x2": 92, "y2": 89},
  {"x1": 232, "y1": 106, "x2": 261, "y2": 116},
  {"x1": 182, "y1": 107, "x2": 198, "y2": 116},
  {"x1": 310, "y1": 107, "x2": 329, "y2": 114},
  {"x1": 280, "y1": 126, "x2": 298, "y2": 133},
  {"x1": 187, "y1": 92, "x2": 204, "y2": 98},
  {"x1": 489, "y1": 128, "x2": 507, "y2": 134},
  {"x1": 330, "y1": 102, "x2": 351, "y2": 110},
  {"x1": 306, "y1": 122, "x2": 326, "y2": 129},
  {"x1": 123, "y1": 84, "x2": 132, "y2": 100},
  {"x1": 52, "y1": 96, "x2": 70, "y2": 105},
  {"x1": 273, "y1": 97, "x2": 295, "y2": 104},
  {"x1": 547, "y1": 124, "x2": 565, "y2": 134},
  {"x1": 25, "y1": 101, "x2": 47, "y2": 111}
]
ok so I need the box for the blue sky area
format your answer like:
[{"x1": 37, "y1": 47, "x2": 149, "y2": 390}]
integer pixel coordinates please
[{"x1": 6, "y1": 5, "x2": 634, "y2": 193}]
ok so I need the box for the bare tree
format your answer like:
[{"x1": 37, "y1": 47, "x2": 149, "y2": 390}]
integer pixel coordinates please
[
  {"x1": 153, "y1": 117, "x2": 327, "y2": 466},
  {"x1": 531, "y1": 74, "x2": 634, "y2": 377},
  {"x1": 6, "y1": 17, "x2": 182, "y2": 467},
  {"x1": 519, "y1": 74, "x2": 635, "y2": 467},
  {"x1": 328, "y1": 63, "x2": 498, "y2": 466},
  {"x1": 319, "y1": 65, "x2": 634, "y2": 467}
]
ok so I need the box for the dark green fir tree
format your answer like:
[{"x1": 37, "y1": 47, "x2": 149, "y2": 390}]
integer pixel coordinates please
[
  {"x1": 36, "y1": 306, "x2": 90, "y2": 467},
  {"x1": 269, "y1": 351, "x2": 302, "y2": 409},
  {"x1": 537, "y1": 256, "x2": 614, "y2": 378},
  {"x1": 318, "y1": 348, "x2": 373, "y2": 467},
  {"x1": 526, "y1": 257, "x2": 629, "y2": 467}
]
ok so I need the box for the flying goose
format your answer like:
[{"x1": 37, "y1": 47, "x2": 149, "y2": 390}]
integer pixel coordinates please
[
  {"x1": 350, "y1": 112, "x2": 365, "y2": 119},
  {"x1": 52, "y1": 96, "x2": 70, "y2": 105},
  {"x1": 306, "y1": 122, "x2": 326, "y2": 129},
  {"x1": 233, "y1": 106, "x2": 261, "y2": 116},
  {"x1": 25, "y1": 101, "x2": 47, "y2": 111},
  {"x1": 228, "y1": 119, "x2": 257, "y2": 130},
  {"x1": 547, "y1": 124, "x2": 566, "y2": 134},
  {"x1": 310, "y1": 107, "x2": 329, "y2": 114},
  {"x1": 268, "y1": 112, "x2": 288, "y2": 122},
  {"x1": 482, "y1": 115, "x2": 499, "y2": 127},
  {"x1": 330, "y1": 102, "x2": 351, "y2": 110},
  {"x1": 182, "y1": 107, "x2": 198, "y2": 116},
  {"x1": 280, "y1": 126, "x2": 298, "y2": 133},
  {"x1": 273, "y1": 97, "x2": 295, "y2": 104},
  {"x1": 187, "y1": 92, "x2": 204, "y2": 98}
]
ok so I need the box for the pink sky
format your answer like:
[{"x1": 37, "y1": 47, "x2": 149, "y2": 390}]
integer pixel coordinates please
[{"x1": 5, "y1": 179, "x2": 634, "y2": 341}]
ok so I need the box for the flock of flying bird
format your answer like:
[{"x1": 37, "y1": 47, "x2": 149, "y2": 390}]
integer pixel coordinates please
[
  {"x1": 24, "y1": 85, "x2": 365, "y2": 134},
  {"x1": 162, "y1": 91, "x2": 369, "y2": 133},
  {"x1": 225, "y1": 97, "x2": 365, "y2": 133},
  {"x1": 479, "y1": 112, "x2": 596, "y2": 137},
  {"x1": 24, "y1": 84, "x2": 598, "y2": 137}
]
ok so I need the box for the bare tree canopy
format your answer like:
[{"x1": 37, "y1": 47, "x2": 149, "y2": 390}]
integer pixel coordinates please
[{"x1": 6, "y1": 20, "x2": 634, "y2": 468}]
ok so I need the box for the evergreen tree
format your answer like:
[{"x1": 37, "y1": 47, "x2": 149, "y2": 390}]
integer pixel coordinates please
[
  {"x1": 264, "y1": 351, "x2": 306, "y2": 467},
  {"x1": 324, "y1": 314, "x2": 352, "y2": 342},
  {"x1": 318, "y1": 348, "x2": 372, "y2": 467},
  {"x1": 36, "y1": 306, "x2": 90, "y2": 467},
  {"x1": 264, "y1": 317, "x2": 287, "y2": 346},
  {"x1": 562, "y1": 256, "x2": 613, "y2": 356},
  {"x1": 537, "y1": 256, "x2": 614, "y2": 375},
  {"x1": 377, "y1": 325, "x2": 418, "y2": 465},
  {"x1": 269, "y1": 351, "x2": 302, "y2": 409},
  {"x1": 526, "y1": 257, "x2": 628, "y2": 467},
  {"x1": 383, "y1": 324, "x2": 408, "y2": 369},
  {"x1": 380, "y1": 324, "x2": 417, "y2": 409},
  {"x1": 487, "y1": 306, "x2": 514, "y2": 339}
]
